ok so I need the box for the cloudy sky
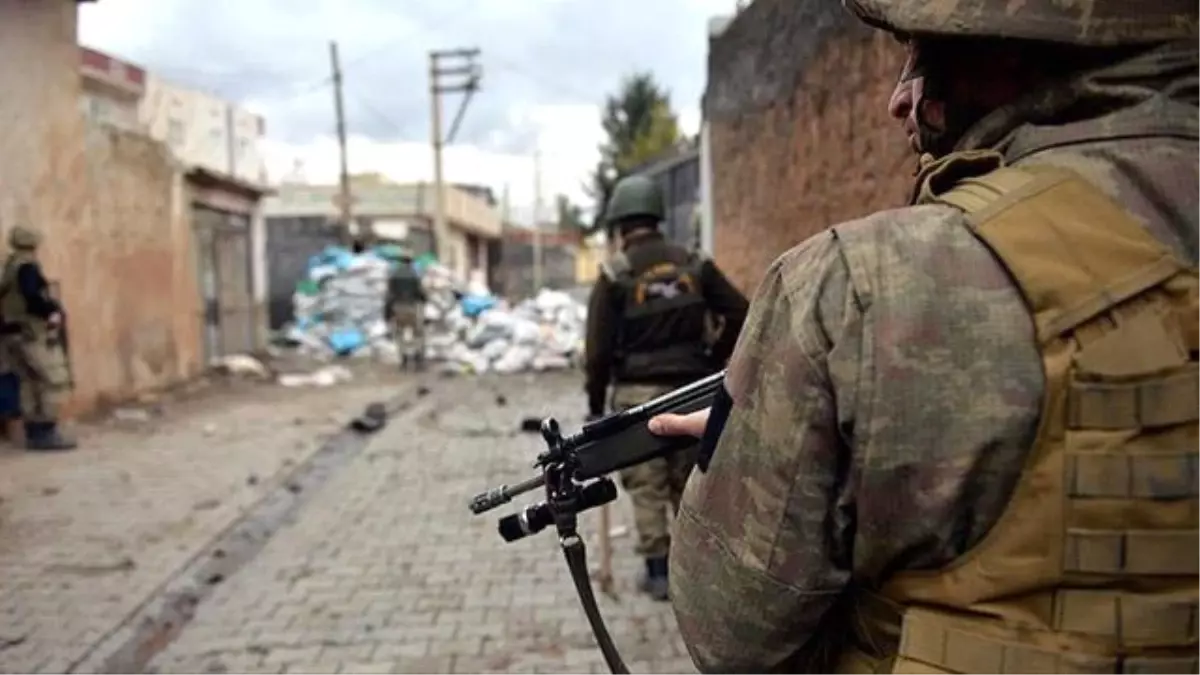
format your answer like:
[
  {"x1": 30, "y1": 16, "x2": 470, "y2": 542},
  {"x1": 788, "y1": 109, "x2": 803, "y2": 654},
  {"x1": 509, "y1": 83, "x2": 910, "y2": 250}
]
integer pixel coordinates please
[{"x1": 78, "y1": 0, "x2": 738, "y2": 223}]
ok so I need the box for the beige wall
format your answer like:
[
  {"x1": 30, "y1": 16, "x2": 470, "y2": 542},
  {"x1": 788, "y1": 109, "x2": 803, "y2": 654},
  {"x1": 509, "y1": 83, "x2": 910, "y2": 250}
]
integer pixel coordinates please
[
  {"x1": 140, "y1": 75, "x2": 269, "y2": 188},
  {"x1": 0, "y1": 0, "x2": 205, "y2": 416}
]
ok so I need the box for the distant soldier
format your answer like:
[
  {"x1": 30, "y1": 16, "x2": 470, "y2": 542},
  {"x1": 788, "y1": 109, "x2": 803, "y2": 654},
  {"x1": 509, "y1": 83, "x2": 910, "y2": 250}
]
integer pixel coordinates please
[
  {"x1": 584, "y1": 174, "x2": 748, "y2": 601},
  {"x1": 0, "y1": 225, "x2": 76, "y2": 451},
  {"x1": 386, "y1": 251, "x2": 427, "y2": 370}
]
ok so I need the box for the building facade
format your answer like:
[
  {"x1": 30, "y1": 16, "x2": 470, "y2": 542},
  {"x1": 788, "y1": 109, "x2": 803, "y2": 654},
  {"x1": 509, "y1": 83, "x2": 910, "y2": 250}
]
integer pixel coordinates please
[
  {"x1": 79, "y1": 45, "x2": 145, "y2": 131},
  {"x1": 138, "y1": 76, "x2": 269, "y2": 188},
  {"x1": 261, "y1": 181, "x2": 502, "y2": 329}
]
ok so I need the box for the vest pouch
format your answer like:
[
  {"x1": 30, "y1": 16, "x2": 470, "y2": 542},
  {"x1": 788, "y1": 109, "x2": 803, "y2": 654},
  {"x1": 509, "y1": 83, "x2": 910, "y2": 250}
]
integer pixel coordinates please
[{"x1": 17, "y1": 331, "x2": 71, "y2": 389}]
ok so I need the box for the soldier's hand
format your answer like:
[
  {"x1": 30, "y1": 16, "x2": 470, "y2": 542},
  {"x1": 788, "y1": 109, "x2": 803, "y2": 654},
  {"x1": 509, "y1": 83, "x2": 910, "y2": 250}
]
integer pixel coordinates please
[{"x1": 648, "y1": 408, "x2": 710, "y2": 439}]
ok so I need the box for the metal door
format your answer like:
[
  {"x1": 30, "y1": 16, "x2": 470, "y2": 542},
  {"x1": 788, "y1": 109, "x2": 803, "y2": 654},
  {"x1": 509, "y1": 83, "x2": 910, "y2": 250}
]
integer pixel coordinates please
[
  {"x1": 213, "y1": 216, "x2": 255, "y2": 355},
  {"x1": 193, "y1": 206, "x2": 256, "y2": 360}
]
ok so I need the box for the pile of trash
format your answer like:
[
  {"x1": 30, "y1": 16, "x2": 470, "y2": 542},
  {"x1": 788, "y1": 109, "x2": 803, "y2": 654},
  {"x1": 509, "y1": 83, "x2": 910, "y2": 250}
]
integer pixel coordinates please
[{"x1": 276, "y1": 245, "x2": 586, "y2": 374}]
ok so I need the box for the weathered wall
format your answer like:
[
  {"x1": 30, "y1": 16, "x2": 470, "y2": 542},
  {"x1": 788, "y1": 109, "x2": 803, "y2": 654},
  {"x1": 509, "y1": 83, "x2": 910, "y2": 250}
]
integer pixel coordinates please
[
  {"x1": 0, "y1": 0, "x2": 204, "y2": 416},
  {"x1": 75, "y1": 126, "x2": 204, "y2": 411},
  {"x1": 706, "y1": 0, "x2": 914, "y2": 294}
]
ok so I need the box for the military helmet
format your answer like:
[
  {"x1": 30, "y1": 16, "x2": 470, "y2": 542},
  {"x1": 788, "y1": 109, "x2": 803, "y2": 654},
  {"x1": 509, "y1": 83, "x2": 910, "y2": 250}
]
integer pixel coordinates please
[
  {"x1": 605, "y1": 175, "x2": 665, "y2": 225},
  {"x1": 8, "y1": 225, "x2": 41, "y2": 251},
  {"x1": 843, "y1": 0, "x2": 1197, "y2": 46}
]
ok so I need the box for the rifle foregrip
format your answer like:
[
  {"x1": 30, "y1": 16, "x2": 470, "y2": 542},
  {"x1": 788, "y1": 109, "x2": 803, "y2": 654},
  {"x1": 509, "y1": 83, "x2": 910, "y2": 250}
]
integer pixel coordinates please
[{"x1": 573, "y1": 392, "x2": 714, "y2": 480}]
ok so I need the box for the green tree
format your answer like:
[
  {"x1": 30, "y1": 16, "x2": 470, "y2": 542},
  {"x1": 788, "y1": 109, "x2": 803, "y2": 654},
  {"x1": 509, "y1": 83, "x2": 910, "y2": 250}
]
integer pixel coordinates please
[
  {"x1": 555, "y1": 194, "x2": 586, "y2": 233},
  {"x1": 585, "y1": 72, "x2": 683, "y2": 230}
]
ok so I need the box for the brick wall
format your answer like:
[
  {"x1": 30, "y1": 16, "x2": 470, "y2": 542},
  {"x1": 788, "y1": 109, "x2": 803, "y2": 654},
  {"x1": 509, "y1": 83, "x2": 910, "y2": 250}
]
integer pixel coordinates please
[
  {"x1": 706, "y1": 0, "x2": 914, "y2": 295},
  {"x1": 0, "y1": 0, "x2": 204, "y2": 416}
]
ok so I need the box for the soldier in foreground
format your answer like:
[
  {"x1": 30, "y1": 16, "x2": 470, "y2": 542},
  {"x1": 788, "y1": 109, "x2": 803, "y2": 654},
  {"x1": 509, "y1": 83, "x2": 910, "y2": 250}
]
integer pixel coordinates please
[
  {"x1": 649, "y1": 0, "x2": 1198, "y2": 671},
  {"x1": 585, "y1": 174, "x2": 748, "y2": 601},
  {"x1": 385, "y1": 251, "x2": 427, "y2": 370},
  {"x1": 0, "y1": 226, "x2": 76, "y2": 451}
]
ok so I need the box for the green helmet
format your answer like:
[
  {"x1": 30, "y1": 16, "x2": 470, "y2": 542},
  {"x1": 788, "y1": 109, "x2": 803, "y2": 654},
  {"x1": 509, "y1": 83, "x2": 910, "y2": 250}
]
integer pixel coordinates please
[
  {"x1": 8, "y1": 225, "x2": 41, "y2": 251},
  {"x1": 605, "y1": 175, "x2": 665, "y2": 226},
  {"x1": 843, "y1": 0, "x2": 1197, "y2": 46}
]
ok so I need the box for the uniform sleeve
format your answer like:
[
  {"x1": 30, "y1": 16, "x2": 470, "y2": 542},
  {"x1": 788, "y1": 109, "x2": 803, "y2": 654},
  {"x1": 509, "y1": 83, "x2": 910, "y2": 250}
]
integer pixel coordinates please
[
  {"x1": 670, "y1": 232, "x2": 861, "y2": 673},
  {"x1": 16, "y1": 263, "x2": 60, "y2": 319},
  {"x1": 584, "y1": 273, "x2": 616, "y2": 416},
  {"x1": 699, "y1": 260, "x2": 749, "y2": 363}
]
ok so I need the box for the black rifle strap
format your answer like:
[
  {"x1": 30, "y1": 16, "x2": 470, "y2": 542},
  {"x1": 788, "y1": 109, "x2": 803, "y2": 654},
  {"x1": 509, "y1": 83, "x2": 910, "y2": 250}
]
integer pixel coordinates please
[{"x1": 560, "y1": 534, "x2": 630, "y2": 674}]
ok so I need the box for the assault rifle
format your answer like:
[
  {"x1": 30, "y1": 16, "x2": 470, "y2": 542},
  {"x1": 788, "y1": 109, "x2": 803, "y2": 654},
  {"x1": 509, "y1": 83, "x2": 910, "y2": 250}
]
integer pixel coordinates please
[{"x1": 468, "y1": 370, "x2": 724, "y2": 674}]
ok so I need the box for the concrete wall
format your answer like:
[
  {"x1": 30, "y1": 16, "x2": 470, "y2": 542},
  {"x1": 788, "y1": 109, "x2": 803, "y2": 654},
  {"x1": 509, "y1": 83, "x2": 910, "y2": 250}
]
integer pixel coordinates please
[
  {"x1": 706, "y1": 0, "x2": 914, "y2": 294},
  {"x1": 140, "y1": 75, "x2": 269, "y2": 187},
  {"x1": 0, "y1": 0, "x2": 204, "y2": 415},
  {"x1": 76, "y1": 125, "x2": 204, "y2": 410}
]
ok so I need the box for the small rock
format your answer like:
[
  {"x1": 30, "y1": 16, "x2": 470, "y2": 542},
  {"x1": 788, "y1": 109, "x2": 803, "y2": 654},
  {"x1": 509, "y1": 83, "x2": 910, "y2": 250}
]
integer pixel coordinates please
[
  {"x1": 246, "y1": 474, "x2": 259, "y2": 486},
  {"x1": 495, "y1": 394, "x2": 508, "y2": 406},
  {"x1": 113, "y1": 408, "x2": 151, "y2": 423},
  {"x1": 285, "y1": 483, "x2": 302, "y2": 494},
  {"x1": 205, "y1": 573, "x2": 224, "y2": 585},
  {"x1": 202, "y1": 423, "x2": 217, "y2": 436},
  {"x1": 193, "y1": 498, "x2": 220, "y2": 511},
  {"x1": 41, "y1": 486, "x2": 60, "y2": 496},
  {"x1": 417, "y1": 386, "x2": 431, "y2": 397}
]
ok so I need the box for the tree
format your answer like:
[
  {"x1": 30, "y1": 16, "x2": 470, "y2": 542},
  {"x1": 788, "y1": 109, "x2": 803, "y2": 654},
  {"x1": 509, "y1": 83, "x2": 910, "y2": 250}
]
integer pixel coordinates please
[
  {"x1": 555, "y1": 194, "x2": 586, "y2": 233},
  {"x1": 585, "y1": 72, "x2": 683, "y2": 230}
]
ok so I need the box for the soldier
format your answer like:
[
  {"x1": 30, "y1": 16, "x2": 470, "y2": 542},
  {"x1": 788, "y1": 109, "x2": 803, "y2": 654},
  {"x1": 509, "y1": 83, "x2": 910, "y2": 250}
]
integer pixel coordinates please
[
  {"x1": 585, "y1": 174, "x2": 748, "y2": 601},
  {"x1": 649, "y1": 0, "x2": 1197, "y2": 671},
  {"x1": 0, "y1": 226, "x2": 76, "y2": 452},
  {"x1": 385, "y1": 251, "x2": 427, "y2": 370}
]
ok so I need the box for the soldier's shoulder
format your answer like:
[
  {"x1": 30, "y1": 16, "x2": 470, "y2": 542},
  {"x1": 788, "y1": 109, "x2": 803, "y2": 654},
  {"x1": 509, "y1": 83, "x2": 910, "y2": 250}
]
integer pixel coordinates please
[{"x1": 599, "y1": 252, "x2": 631, "y2": 280}]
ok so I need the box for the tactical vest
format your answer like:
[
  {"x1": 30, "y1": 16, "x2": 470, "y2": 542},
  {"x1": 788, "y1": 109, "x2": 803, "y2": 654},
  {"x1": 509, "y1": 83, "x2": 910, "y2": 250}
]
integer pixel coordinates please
[
  {"x1": 836, "y1": 154, "x2": 1199, "y2": 674},
  {"x1": 601, "y1": 242, "x2": 714, "y2": 383},
  {"x1": 0, "y1": 250, "x2": 39, "y2": 331},
  {"x1": 387, "y1": 265, "x2": 423, "y2": 304}
]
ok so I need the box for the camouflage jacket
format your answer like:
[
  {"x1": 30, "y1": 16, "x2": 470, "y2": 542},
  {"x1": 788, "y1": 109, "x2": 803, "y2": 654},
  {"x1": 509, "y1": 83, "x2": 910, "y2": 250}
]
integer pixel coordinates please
[{"x1": 669, "y1": 41, "x2": 1199, "y2": 672}]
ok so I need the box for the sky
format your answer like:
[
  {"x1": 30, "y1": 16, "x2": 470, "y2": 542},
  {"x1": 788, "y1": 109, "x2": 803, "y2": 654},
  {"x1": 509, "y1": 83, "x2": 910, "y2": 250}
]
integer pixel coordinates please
[{"x1": 78, "y1": 0, "x2": 739, "y2": 224}]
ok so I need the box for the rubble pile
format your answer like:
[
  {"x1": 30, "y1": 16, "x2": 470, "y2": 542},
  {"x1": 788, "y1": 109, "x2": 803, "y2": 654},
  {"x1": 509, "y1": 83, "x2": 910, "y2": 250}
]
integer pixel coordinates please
[{"x1": 276, "y1": 245, "x2": 586, "y2": 374}]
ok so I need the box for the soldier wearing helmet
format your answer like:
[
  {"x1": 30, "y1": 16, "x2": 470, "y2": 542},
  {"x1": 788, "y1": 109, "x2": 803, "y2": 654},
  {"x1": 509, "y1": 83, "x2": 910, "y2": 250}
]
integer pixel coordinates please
[
  {"x1": 384, "y1": 247, "x2": 427, "y2": 370},
  {"x1": 0, "y1": 225, "x2": 76, "y2": 451},
  {"x1": 584, "y1": 173, "x2": 748, "y2": 600},
  {"x1": 649, "y1": 0, "x2": 1197, "y2": 671}
]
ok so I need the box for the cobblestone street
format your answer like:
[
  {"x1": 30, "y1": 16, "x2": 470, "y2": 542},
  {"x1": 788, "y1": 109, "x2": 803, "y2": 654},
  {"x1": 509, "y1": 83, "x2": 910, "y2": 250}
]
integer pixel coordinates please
[{"x1": 0, "y1": 372, "x2": 694, "y2": 674}]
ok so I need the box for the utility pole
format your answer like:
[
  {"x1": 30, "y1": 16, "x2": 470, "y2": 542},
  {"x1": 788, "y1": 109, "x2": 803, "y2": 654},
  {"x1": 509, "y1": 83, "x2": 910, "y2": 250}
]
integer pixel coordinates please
[
  {"x1": 330, "y1": 40, "x2": 354, "y2": 245},
  {"x1": 500, "y1": 183, "x2": 511, "y2": 297},
  {"x1": 428, "y1": 48, "x2": 482, "y2": 264},
  {"x1": 532, "y1": 146, "x2": 543, "y2": 292}
]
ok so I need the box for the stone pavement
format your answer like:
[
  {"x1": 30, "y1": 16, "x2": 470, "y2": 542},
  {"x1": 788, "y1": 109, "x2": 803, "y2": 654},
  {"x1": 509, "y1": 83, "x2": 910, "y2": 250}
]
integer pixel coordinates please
[
  {"x1": 0, "y1": 371, "x2": 412, "y2": 674},
  {"x1": 146, "y1": 373, "x2": 695, "y2": 674}
]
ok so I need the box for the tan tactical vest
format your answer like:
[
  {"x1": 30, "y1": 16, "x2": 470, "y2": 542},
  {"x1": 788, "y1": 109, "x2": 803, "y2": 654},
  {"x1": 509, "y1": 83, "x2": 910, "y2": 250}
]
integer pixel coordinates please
[{"x1": 837, "y1": 153, "x2": 1199, "y2": 674}]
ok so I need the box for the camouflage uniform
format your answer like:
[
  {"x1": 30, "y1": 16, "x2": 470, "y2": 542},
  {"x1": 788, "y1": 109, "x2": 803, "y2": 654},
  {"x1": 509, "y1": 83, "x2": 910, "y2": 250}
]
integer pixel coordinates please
[
  {"x1": 385, "y1": 256, "x2": 426, "y2": 369},
  {"x1": 0, "y1": 226, "x2": 76, "y2": 451},
  {"x1": 668, "y1": 2, "x2": 1198, "y2": 672},
  {"x1": 586, "y1": 175, "x2": 748, "y2": 600}
]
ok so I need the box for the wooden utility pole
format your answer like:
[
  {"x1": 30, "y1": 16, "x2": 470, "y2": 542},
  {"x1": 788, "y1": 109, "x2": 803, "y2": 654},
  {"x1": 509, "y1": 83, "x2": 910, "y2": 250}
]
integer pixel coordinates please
[
  {"x1": 330, "y1": 40, "x2": 354, "y2": 245},
  {"x1": 428, "y1": 48, "x2": 482, "y2": 264},
  {"x1": 532, "y1": 146, "x2": 543, "y2": 292}
]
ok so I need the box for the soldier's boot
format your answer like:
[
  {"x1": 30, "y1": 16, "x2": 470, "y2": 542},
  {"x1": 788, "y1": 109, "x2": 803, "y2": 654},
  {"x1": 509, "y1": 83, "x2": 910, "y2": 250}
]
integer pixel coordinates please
[
  {"x1": 638, "y1": 556, "x2": 670, "y2": 602},
  {"x1": 25, "y1": 421, "x2": 77, "y2": 452}
]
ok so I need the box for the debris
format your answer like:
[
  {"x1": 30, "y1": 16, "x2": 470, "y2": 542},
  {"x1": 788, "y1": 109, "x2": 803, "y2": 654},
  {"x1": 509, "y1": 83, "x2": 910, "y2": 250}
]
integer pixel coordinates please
[
  {"x1": 520, "y1": 417, "x2": 543, "y2": 433},
  {"x1": 246, "y1": 475, "x2": 259, "y2": 486},
  {"x1": 285, "y1": 483, "x2": 302, "y2": 494},
  {"x1": 277, "y1": 364, "x2": 354, "y2": 388},
  {"x1": 46, "y1": 557, "x2": 136, "y2": 576},
  {"x1": 204, "y1": 573, "x2": 224, "y2": 586},
  {"x1": 201, "y1": 423, "x2": 217, "y2": 436},
  {"x1": 0, "y1": 635, "x2": 26, "y2": 651},
  {"x1": 192, "y1": 499, "x2": 220, "y2": 511},
  {"x1": 350, "y1": 402, "x2": 388, "y2": 434},
  {"x1": 495, "y1": 394, "x2": 508, "y2": 406},
  {"x1": 41, "y1": 486, "x2": 60, "y2": 496},
  {"x1": 112, "y1": 408, "x2": 152, "y2": 423},
  {"x1": 211, "y1": 354, "x2": 271, "y2": 380},
  {"x1": 273, "y1": 245, "x2": 587, "y2": 373}
]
